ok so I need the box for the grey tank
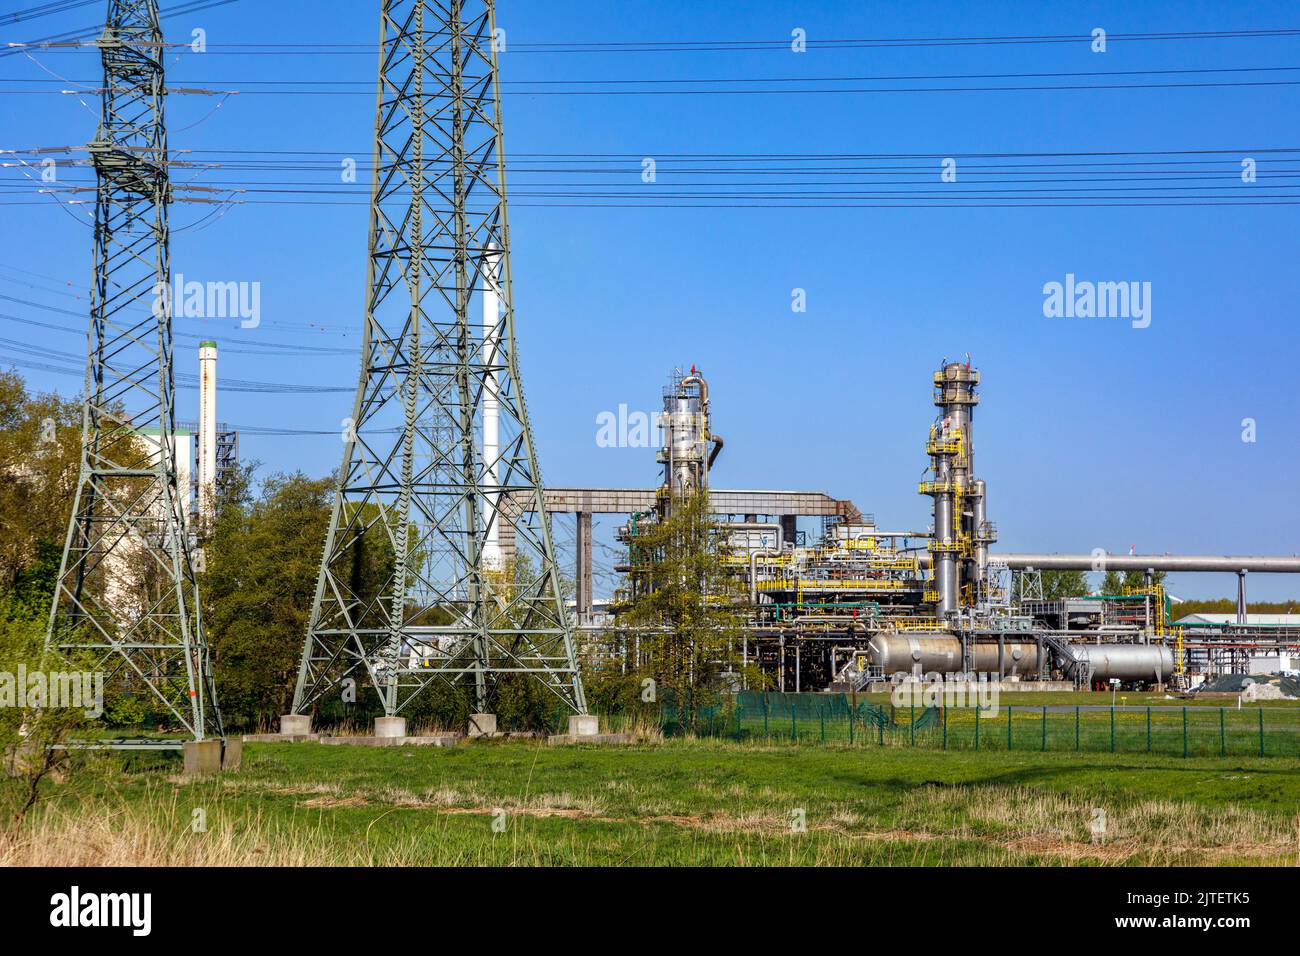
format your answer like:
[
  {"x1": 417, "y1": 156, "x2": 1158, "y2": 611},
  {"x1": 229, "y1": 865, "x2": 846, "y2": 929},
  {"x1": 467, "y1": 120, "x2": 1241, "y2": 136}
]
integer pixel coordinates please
[
  {"x1": 1058, "y1": 643, "x2": 1173, "y2": 684},
  {"x1": 867, "y1": 633, "x2": 1039, "y2": 677}
]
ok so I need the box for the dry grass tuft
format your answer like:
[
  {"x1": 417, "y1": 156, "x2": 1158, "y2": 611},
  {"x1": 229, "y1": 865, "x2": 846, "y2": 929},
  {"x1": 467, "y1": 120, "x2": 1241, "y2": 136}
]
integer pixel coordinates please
[{"x1": 895, "y1": 784, "x2": 1299, "y2": 864}]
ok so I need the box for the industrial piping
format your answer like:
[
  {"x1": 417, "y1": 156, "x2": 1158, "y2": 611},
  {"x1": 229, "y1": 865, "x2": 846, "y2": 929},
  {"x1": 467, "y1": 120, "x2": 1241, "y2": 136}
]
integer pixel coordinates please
[{"x1": 957, "y1": 554, "x2": 1300, "y2": 573}]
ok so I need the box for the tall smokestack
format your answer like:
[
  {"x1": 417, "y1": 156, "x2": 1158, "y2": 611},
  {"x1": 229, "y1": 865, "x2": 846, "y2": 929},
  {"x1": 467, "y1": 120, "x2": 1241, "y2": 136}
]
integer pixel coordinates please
[
  {"x1": 198, "y1": 340, "x2": 217, "y2": 520},
  {"x1": 481, "y1": 244, "x2": 503, "y2": 570}
]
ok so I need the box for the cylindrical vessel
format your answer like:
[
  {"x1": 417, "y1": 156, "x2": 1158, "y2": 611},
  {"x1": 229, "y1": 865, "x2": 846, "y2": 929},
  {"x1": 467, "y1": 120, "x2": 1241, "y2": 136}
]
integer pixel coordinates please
[
  {"x1": 968, "y1": 639, "x2": 1039, "y2": 676},
  {"x1": 1060, "y1": 644, "x2": 1174, "y2": 684},
  {"x1": 670, "y1": 396, "x2": 700, "y2": 493},
  {"x1": 866, "y1": 634, "x2": 1041, "y2": 677},
  {"x1": 867, "y1": 633, "x2": 963, "y2": 674},
  {"x1": 972, "y1": 479, "x2": 988, "y2": 573},
  {"x1": 926, "y1": 362, "x2": 981, "y2": 615},
  {"x1": 934, "y1": 458, "x2": 958, "y2": 615},
  {"x1": 662, "y1": 375, "x2": 710, "y2": 498}
]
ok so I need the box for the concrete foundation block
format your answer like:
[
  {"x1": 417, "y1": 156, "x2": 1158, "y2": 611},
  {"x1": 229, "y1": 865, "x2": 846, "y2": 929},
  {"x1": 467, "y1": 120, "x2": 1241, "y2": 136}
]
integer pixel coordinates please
[
  {"x1": 221, "y1": 738, "x2": 243, "y2": 771},
  {"x1": 183, "y1": 739, "x2": 223, "y2": 777},
  {"x1": 568, "y1": 714, "x2": 600, "y2": 737},
  {"x1": 279, "y1": 714, "x2": 311, "y2": 736},
  {"x1": 467, "y1": 713, "x2": 497, "y2": 738},
  {"x1": 374, "y1": 716, "x2": 407, "y2": 738}
]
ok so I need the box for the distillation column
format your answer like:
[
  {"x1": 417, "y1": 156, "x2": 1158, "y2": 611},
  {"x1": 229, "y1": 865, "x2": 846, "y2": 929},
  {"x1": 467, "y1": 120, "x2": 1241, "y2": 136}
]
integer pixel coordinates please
[
  {"x1": 656, "y1": 368, "x2": 723, "y2": 507},
  {"x1": 921, "y1": 361, "x2": 994, "y2": 615}
]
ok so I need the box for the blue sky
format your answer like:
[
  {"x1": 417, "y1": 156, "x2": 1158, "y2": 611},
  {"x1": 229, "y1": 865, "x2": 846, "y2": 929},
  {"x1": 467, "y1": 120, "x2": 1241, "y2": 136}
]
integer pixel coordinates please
[{"x1": 2, "y1": 0, "x2": 1298, "y2": 600}]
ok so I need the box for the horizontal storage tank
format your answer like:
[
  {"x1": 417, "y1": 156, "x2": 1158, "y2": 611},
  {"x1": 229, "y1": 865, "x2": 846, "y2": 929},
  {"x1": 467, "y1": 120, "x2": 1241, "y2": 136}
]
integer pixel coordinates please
[
  {"x1": 867, "y1": 633, "x2": 1039, "y2": 677},
  {"x1": 1061, "y1": 643, "x2": 1173, "y2": 684},
  {"x1": 969, "y1": 640, "x2": 1039, "y2": 677}
]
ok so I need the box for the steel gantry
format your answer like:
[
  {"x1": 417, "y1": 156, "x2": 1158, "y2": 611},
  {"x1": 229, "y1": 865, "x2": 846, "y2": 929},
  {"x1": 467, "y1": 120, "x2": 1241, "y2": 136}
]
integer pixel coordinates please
[
  {"x1": 292, "y1": 0, "x2": 585, "y2": 720},
  {"x1": 46, "y1": 0, "x2": 221, "y2": 743}
]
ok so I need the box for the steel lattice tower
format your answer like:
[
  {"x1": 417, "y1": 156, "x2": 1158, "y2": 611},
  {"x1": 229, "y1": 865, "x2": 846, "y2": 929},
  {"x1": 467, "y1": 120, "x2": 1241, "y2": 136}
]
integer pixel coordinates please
[
  {"x1": 46, "y1": 0, "x2": 221, "y2": 742},
  {"x1": 292, "y1": 0, "x2": 586, "y2": 719}
]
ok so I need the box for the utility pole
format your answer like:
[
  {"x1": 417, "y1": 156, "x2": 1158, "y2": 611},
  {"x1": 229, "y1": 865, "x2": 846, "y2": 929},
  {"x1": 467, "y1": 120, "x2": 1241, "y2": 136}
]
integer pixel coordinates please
[
  {"x1": 292, "y1": 0, "x2": 585, "y2": 732},
  {"x1": 47, "y1": 0, "x2": 221, "y2": 743}
]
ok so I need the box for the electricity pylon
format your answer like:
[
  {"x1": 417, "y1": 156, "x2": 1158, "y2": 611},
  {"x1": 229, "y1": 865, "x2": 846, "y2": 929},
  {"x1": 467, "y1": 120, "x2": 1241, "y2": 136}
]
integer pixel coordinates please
[
  {"x1": 292, "y1": 0, "x2": 586, "y2": 721},
  {"x1": 46, "y1": 0, "x2": 220, "y2": 742}
]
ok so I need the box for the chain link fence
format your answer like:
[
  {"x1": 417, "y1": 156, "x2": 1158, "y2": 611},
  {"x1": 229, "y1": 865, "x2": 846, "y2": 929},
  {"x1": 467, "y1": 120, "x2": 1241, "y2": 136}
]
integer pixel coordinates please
[{"x1": 653, "y1": 691, "x2": 1300, "y2": 757}]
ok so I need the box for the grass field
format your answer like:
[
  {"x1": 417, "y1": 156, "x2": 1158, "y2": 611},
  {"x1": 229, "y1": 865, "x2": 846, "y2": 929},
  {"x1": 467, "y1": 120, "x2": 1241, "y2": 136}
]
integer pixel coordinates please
[{"x1": 4, "y1": 738, "x2": 1299, "y2": 867}]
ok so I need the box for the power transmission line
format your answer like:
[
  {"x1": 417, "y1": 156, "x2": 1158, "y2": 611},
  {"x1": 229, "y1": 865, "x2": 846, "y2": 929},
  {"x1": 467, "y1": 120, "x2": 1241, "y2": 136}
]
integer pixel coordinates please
[
  {"x1": 0, "y1": 343, "x2": 352, "y2": 392},
  {"x1": 1, "y1": 0, "x2": 103, "y2": 26},
  {"x1": 0, "y1": 307, "x2": 356, "y2": 355},
  {"x1": 13, "y1": 26, "x2": 1297, "y2": 54},
  {"x1": 9, "y1": 77, "x2": 1300, "y2": 96},
  {"x1": 8, "y1": 64, "x2": 1300, "y2": 87},
  {"x1": 0, "y1": 0, "x2": 242, "y2": 55},
  {"x1": 12, "y1": 144, "x2": 1298, "y2": 160},
  {"x1": 6, "y1": 196, "x2": 1297, "y2": 208}
]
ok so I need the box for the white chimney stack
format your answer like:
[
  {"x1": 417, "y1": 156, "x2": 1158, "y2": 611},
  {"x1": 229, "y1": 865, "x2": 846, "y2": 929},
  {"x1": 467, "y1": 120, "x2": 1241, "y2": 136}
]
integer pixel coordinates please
[
  {"x1": 198, "y1": 340, "x2": 217, "y2": 520},
  {"x1": 481, "y1": 244, "x2": 503, "y2": 570}
]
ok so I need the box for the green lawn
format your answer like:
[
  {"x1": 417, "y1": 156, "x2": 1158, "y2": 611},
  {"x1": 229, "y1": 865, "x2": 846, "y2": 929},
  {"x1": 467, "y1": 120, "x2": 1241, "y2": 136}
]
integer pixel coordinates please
[{"x1": 7, "y1": 738, "x2": 1299, "y2": 866}]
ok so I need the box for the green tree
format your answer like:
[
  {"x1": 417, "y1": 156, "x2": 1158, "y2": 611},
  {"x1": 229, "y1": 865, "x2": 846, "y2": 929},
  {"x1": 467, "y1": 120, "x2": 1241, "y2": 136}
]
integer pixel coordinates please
[
  {"x1": 203, "y1": 467, "x2": 407, "y2": 728},
  {"x1": 1171, "y1": 597, "x2": 1299, "y2": 619},
  {"x1": 614, "y1": 493, "x2": 751, "y2": 717},
  {"x1": 1039, "y1": 570, "x2": 1090, "y2": 599},
  {"x1": 1100, "y1": 569, "x2": 1168, "y2": 594},
  {"x1": 0, "y1": 613, "x2": 90, "y2": 831},
  {"x1": 203, "y1": 468, "x2": 335, "y2": 728},
  {"x1": 0, "y1": 370, "x2": 81, "y2": 599}
]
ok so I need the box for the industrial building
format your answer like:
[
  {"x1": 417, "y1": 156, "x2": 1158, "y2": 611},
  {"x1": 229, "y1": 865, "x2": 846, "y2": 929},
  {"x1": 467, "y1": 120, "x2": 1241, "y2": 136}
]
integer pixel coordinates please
[{"x1": 562, "y1": 360, "x2": 1300, "y2": 693}]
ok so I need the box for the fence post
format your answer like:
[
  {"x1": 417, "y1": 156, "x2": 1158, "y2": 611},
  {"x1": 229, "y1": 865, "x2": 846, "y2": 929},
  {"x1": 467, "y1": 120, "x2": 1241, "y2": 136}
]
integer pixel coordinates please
[
  {"x1": 942, "y1": 704, "x2": 948, "y2": 751},
  {"x1": 878, "y1": 709, "x2": 884, "y2": 746},
  {"x1": 910, "y1": 700, "x2": 916, "y2": 747},
  {"x1": 1259, "y1": 707, "x2": 1265, "y2": 758},
  {"x1": 1220, "y1": 707, "x2": 1226, "y2": 757},
  {"x1": 1075, "y1": 705, "x2": 1080, "y2": 751},
  {"x1": 1007, "y1": 704, "x2": 1013, "y2": 751},
  {"x1": 848, "y1": 707, "x2": 855, "y2": 745},
  {"x1": 1146, "y1": 706, "x2": 1151, "y2": 754},
  {"x1": 1110, "y1": 705, "x2": 1115, "y2": 753},
  {"x1": 975, "y1": 705, "x2": 980, "y2": 751},
  {"x1": 1182, "y1": 706, "x2": 1188, "y2": 758},
  {"x1": 735, "y1": 700, "x2": 741, "y2": 740},
  {"x1": 1041, "y1": 705, "x2": 1047, "y2": 752}
]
